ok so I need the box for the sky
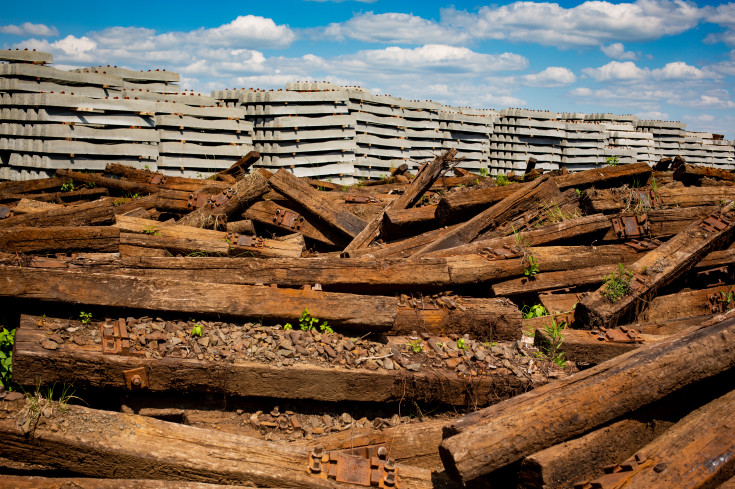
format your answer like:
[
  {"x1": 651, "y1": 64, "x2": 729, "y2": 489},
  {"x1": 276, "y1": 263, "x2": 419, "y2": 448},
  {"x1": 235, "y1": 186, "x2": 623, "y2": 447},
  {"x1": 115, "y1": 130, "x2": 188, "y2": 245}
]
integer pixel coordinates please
[{"x1": 2, "y1": 0, "x2": 735, "y2": 138}]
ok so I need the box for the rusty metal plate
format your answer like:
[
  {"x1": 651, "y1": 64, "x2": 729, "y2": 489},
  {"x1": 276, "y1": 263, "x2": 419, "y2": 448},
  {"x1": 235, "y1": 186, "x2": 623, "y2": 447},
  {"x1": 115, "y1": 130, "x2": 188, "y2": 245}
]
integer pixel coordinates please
[
  {"x1": 624, "y1": 238, "x2": 661, "y2": 252},
  {"x1": 123, "y1": 367, "x2": 148, "y2": 390},
  {"x1": 227, "y1": 234, "x2": 264, "y2": 248},
  {"x1": 146, "y1": 174, "x2": 166, "y2": 185},
  {"x1": 307, "y1": 446, "x2": 397, "y2": 488},
  {"x1": 334, "y1": 454, "x2": 372, "y2": 485},
  {"x1": 611, "y1": 214, "x2": 649, "y2": 239},
  {"x1": 187, "y1": 193, "x2": 208, "y2": 209},
  {"x1": 0, "y1": 206, "x2": 12, "y2": 219},
  {"x1": 700, "y1": 214, "x2": 730, "y2": 233},
  {"x1": 273, "y1": 208, "x2": 303, "y2": 230}
]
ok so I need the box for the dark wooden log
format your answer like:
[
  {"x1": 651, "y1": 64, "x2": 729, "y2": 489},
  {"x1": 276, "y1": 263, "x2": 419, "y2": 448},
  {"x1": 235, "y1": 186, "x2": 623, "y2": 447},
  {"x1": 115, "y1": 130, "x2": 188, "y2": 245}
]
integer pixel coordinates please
[
  {"x1": 0, "y1": 399, "x2": 437, "y2": 489},
  {"x1": 0, "y1": 476, "x2": 261, "y2": 489},
  {"x1": 115, "y1": 215, "x2": 302, "y2": 259},
  {"x1": 575, "y1": 206, "x2": 735, "y2": 328},
  {"x1": 214, "y1": 150, "x2": 260, "y2": 180},
  {"x1": 582, "y1": 186, "x2": 735, "y2": 214},
  {"x1": 105, "y1": 163, "x2": 229, "y2": 193},
  {"x1": 243, "y1": 200, "x2": 336, "y2": 247},
  {"x1": 0, "y1": 199, "x2": 115, "y2": 229},
  {"x1": 0, "y1": 187, "x2": 110, "y2": 205},
  {"x1": 0, "y1": 226, "x2": 119, "y2": 254},
  {"x1": 225, "y1": 219, "x2": 256, "y2": 235},
  {"x1": 438, "y1": 310, "x2": 735, "y2": 483},
  {"x1": 177, "y1": 171, "x2": 270, "y2": 229},
  {"x1": 673, "y1": 163, "x2": 735, "y2": 185},
  {"x1": 0, "y1": 177, "x2": 65, "y2": 195},
  {"x1": 382, "y1": 206, "x2": 438, "y2": 239},
  {"x1": 342, "y1": 150, "x2": 457, "y2": 254},
  {"x1": 415, "y1": 176, "x2": 561, "y2": 256},
  {"x1": 347, "y1": 225, "x2": 461, "y2": 260},
  {"x1": 56, "y1": 168, "x2": 159, "y2": 195},
  {"x1": 268, "y1": 169, "x2": 366, "y2": 243},
  {"x1": 12, "y1": 315, "x2": 524, "y2": 406},
  {"x1": 576, "y1": 388, "x2": 735, "y2": 489},
  {"x1": 533, "y1": 327, "x2": 661, "y2": 364}
]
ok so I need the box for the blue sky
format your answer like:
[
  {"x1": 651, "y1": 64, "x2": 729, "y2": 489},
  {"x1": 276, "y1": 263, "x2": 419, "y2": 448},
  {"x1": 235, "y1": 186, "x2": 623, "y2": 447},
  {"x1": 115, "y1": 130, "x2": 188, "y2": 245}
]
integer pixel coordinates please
[{"x1": 2, "y1": 0, "x2": 735, "y2": 137}]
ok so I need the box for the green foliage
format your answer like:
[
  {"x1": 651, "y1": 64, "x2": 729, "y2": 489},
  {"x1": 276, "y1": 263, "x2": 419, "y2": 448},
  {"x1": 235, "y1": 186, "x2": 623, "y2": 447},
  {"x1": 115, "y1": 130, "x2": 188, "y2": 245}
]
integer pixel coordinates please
[
  {"x1": 407, "y1": 338, "x2": 424, "y2": 353},
  {"x1": 575, "y1": 188, "x2": 582, "y2": 198},
  {"x1": 478, "y1": 167, "x2": 489, "y2": 177},
  {"x1": 79, "y1": 311, "x2": 92, "y2": 324},
  {"x1": 456, "y1": 338, "x2": 469, "y2": 350},
  {"x1": 524, "y1": 255, "x2": 540, "y2": 277},
  {"x1": 298, "y1": 308, "x2": 332, "y2": 333},
  {"x1": 60, "y1": 180, "x2": 75, "y2": 192},
  {"x1": 601, "y1": 263, "x2": 634, "y2": 303},
  {"x1": 539, "y1": 318, "x2": 567, "y2": 368},
  {"x1": 283, "y1": 323, "x2": 293, "y2": 331},
  {"x1": 605, "y1": 156, "x2": 620, "y2": 166},
  {"x1": 522, "y1": 304, "x2": 548, "y2": 319},
  {"x1": 0, "y1": 327, "x2": 15, "y2": 390},
  {"x1": 84, "y1": 181, "x2": 96, "y2": 189},
  {"x1": 143, "y1": 225, "x2": 161, "y2": 236},
  {"x1": 494, "y1": 174, "x2": 510, "y2": 187},
  {"x1": 190, "y1": 323, "x2": 203, "y2": 337}
]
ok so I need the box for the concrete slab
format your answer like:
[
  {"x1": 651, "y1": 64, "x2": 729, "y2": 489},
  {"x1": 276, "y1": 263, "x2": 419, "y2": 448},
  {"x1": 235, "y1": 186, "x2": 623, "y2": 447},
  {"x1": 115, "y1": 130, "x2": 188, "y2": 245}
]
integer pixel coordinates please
[
  {"x1": 159, "y1": 141, "x2": 253, "y2": 156},
  {"x1": 123, "y1": 81, "x2": 180, "y2": 93},
  {"x1": 0, "y1": 63, "x2": 122, "y2": 88},
  {"x1": 240, "y1": 90, "x2": 348, "y2": 104},
  {"x1": 156, "y1": 156, "x2": 236, "y2": 171},
  {"x1": 123, "y1": 90, "x2": 215, "y2": 107},
  {"x1": 0, "y1": 78, "x2": 123, "y2": 99},
  {"x1": 0, "y1": 123, "x2": 159, "y2": 142},
  {"x1": 0, "y1": 49, "x2": 53, "y2": 64},
  {"x1": 74, "y1": 66, "x2": 179, "y2": 83},
  {"x1": 8, "y1": 152, "x2": 154, "y2": 170},
  {"x1": 355, "y1": 133, "x2": 409, "y2": 149},
  {"x1": 155, "y1": 114, "x2": 251, "y2": 132},
  {"x1": 260, "y1": 152, "x2": 355, "y2": 167},
  {"x1": 0, "y1": 138, "x2": 158, "y2": 158},
  {"x1": 0, "y1": 92, "x2": 156, "y2": 113},
  {"x1": 157, "y1": 129, "x2": 251, "y2": 144},
  {"x1": 0, "y1": 166, "x2": 53, "y2": 181},
  {"x1": 291, "y1": 161, "x2": 356, "y2": 178},
  {"x1": 256, "y1": 139, "x2": 355, "y2": 154},
  {"x1": 253, "y1": 114, "x2": 354, "y2": 129},
  {"x1": 1, "y1": 107, "x2": 155, "y2": 128},
  {"x1": 254, "y1": 127, "x2": 355, "y2": 142},
  {"x1": 243, "y1": 104, "x2": 348, "y2": 116},
  {"x1": 154, "y1": 101, "x2": 244, "y2": 119}
]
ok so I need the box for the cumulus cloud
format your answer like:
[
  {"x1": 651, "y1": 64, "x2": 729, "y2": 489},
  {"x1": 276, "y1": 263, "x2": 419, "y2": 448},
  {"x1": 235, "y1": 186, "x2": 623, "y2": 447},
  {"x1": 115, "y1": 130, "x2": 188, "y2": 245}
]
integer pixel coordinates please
[
  {"x1": 0, "y1": 22, "x2": 58, "y2": 37},
  {"x1": 601, "y1": 42, "x2": 637, "y2": 60},
  {"x1": 322, "y1": 12, "x2": 466, "y2": 44},
  {"x1": 443, "y1": 0, "x2": 704, "y2": 48},
  {"x1": 582, "y1": 61, "x2": 649, "y2": 81},
  {"x1": 522, "y1": 66, "x2": 577, "y2": 86},
  {"x1": 651, "y1": 61, "x2": 714, "y2": 80}
]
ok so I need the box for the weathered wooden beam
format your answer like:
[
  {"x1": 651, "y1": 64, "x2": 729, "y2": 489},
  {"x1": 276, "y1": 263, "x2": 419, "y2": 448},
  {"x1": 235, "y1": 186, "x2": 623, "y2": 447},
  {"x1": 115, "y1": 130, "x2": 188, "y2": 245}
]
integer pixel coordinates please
[
  {"x1": 0, "y1": 199, "x2": 115, "y2": 229},
  {"x1": 56, "y1": 168, "x2": 159, "y2": 195},
  {"x1": 575, "y1": 206, "x2": 735, "y2": 328},
  {"x1": 425, "y1": 214, "x2": 612, "y2": 258},
  {"x1": 415, "y1": 176, "x2": 561, "y2": 256},
  {"x1": 13, "y1": 315, "x2": 524, "y2": 405},
  {"x1": 534, "y1": 327, "x2": 662, "y2": 364},
  {"x1": 582, "y1": 186, "x2": 735, "y2": 214},
  {"x1": 105, "y1": 163, "x2": 229, "y2": 193},
  {"x1": 576, "y1": 388, "x2": 735, "y2": 489},
  {"x1": 346, "y1": 224, "x2": 461, "y2": 260},
  {"x1": 242, "y1": 200, "x2": 337, "y2": 247},
  {"x1": 115, "y1": 215, "x2": 302, "y2": 259},
  {"x1": 343, "y1": 149, "x2": 458, "y2": 254},
  {"x1": 177, "y1": 171, "x2": 270, "y2": 229},
  {"x1": 673, "y1": 163, "x2": 735, "y2": 185},
  {"x1": 382, "y1": 206, "x2": 438, "y2": 239},
  {"x1": 0, "y1": 177, "x2": 65, "y2": 195},
  {"x1": 0, "y1": 187, "x2": 110, "y2": 205},
  {"x1": 0, "y1": 226, "x2": 119, "y2": 254},
  {"x1": 0, "y1": 399, "x2": 439, "y2": 489},
  {"x1": 0, "y1": 476, "x2": 262, "y2": 489},
  {"x1": 438, "y1": 310, "x2": 735, "y2": 483},
  {"x1": 268, "y1": 169, "x2": 367, "y2": 242}
]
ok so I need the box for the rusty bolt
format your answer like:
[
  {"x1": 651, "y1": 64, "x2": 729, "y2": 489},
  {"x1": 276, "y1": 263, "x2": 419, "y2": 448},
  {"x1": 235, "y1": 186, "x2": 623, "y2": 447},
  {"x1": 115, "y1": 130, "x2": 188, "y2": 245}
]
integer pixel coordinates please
[
  {"x1": 131, "y1": 375, "x2": 142, "y2": 387},
  {"x1": 653, "y1": 463, "x2": 667, "y2": 473},
  {"x1": 312, "y1": 446, "x2": 324, "y2": 458},
  {"x1": 310, "y1": 457, "x2": 322, "y2": 474},
  {"x1": 385, "y1": 457, "x2": 395, "y2": 471},
  {"x1": 384, "y1": 472, "x2": 396, "y2": 486}
]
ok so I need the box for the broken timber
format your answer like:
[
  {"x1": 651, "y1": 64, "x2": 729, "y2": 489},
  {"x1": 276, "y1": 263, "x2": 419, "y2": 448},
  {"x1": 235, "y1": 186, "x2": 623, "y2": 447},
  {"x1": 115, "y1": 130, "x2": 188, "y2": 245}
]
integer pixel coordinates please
[
  {"x1": 575, "y1": 206, "x2": 735, "y2": 328},
  {"x1": 243, "y1": 200, "x2": 336, "y2": 247},
  {"x1": 0, "y1": 226, "x2": 119, "y2": 254},
  {"x1": 438, "y1": 310, "x2": 735, "y2": 484},
  {"x1": 13, "y1": 315, "x2": 526, "y2": 406},
  {"x1": 0, "y1": 399, "x2": 440, "y2": 489},
  {"x1": 0, "y1": 199, "x2": 115, "y2": 229}
]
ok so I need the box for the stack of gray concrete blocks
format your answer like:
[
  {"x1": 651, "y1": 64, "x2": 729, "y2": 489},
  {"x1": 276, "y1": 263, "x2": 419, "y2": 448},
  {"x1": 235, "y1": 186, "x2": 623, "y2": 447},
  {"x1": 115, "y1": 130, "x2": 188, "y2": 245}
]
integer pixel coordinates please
[
  {"x1": 490, "y1": 109, "x2": 564, "y2": 174},
  {"x1": 435, "y1": 107, "x2": 494, "y2": 173},
  {"x1": 215, "y1": 86, "x2": 357, "y2": 183},
  {"x1": 681, "y1": 131, "x2": 735, "y2": 168},
  {"x1": 634, "y1": 120, "x2": 687, "y2": 162}
]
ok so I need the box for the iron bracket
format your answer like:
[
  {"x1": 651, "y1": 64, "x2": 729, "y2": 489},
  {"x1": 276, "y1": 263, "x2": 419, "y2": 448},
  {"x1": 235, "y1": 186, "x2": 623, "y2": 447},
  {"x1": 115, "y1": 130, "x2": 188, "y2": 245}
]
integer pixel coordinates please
[
  {"x1": 699, "y1": 212, "x2": 731, "y2": 233},
  {"x1": 146, "y1": 174, "x2": 167, "y2": 185},
  {"x1": 123, "y1": 367, "x2": 149, "y2": 390},
  {"x1": 187, "y1": 193, "x2": 208, "y2": 209},
  {"x1": 306, "y1": 446, "x2": 398, "y2": 487},
  {"x1": 273, "y1": 208, "x2": 304, "y2": 230},
  {"x1": 610, "y1": 214, "x2": 649, "y2": 239},
  {"x1": 226, "y1": 233, "x2": 264, "y2": 248}
]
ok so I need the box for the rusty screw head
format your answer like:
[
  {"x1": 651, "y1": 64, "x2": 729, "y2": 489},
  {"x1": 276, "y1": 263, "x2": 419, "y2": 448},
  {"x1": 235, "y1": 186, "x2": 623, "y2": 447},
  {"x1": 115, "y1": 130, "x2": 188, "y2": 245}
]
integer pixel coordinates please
[
  {"x1": 312, "y1": 446, "x2": 324, "y2": 458},
  {"x1": 385, "y1": 457, "x2": 395, "y2": 471},
  {"x1": 383, "y1": 471, "x2": 396, "y2": 486},
  {"x1": 131, "y1": 375, "x2": 142, "y2": 387}
]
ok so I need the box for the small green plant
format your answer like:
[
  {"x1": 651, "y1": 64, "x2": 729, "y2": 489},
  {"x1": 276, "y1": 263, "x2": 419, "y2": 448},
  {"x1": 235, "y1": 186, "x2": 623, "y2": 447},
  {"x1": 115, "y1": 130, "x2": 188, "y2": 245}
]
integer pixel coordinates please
[
  {"x1": 0, "y1": 327, "x2": 15, "y2": 390},
  {"x1": 297, "y1": 308, "x2": 331, "y2": 333},
  {"x1": 407, "y1": 338, "x2": 424, "y2": 353},
  {"x1": 650, "y1": 176, "x2": 658, "y2": 192},
  {"x1": 79, "y1": 311, "x2": 92, "y2": 324},
  {"x1": 457, "y1": 338, "x2": 469, "y2": 350},
  {"x1": 143, "y1": 225, "x2": 161, "y2": 236},
  {"x1": 494, "y1": 174, "x2": 510, "y2": 187},
  {"x1": 478, "y1": 167, "x2": 489, "y2": 177},
  {"x1": 84, "y1": 181, "x2": 96, "y2": 189},
  {"x1": 601, "y1": 263, "x2": 634, "y2": 303},
  {"x1": 605, "y1": 156, "x2": 620, "y2": 166},
  {"x1": 522, "y1": 304, "x2": 547, "y2": 319},
  {"x1": 575, "y1": 188, "x2": 582, "y2": 198},
  {"x1": 190, "y1": 323, "x2": 203, "y2": 337},
  {"x1": 60, "y1": 179, "x2": 75, "y2": 192},
  {"x1": 144, "y1": 164, "x2": 150, "y2": 170},
  {"x1": 539, "y1": 318, "x2": 567, "y2": 368},
  {"x1": 283, "y1": 323, "x2": 293, "y2": 331},
  {"x1": 524, "y1": 255, "x2": 540, "y2": 277}
]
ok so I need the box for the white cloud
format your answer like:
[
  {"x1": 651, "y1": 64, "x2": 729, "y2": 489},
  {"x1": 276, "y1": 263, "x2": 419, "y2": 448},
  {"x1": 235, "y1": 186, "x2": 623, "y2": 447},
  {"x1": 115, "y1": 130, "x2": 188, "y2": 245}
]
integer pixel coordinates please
[
  {"x1": 674, "y1": 93, "x2": 735, "y2": 108},
  {"x1": 522, "y1": 66, "x2": 577, "y2": 86},
  {"x1": 0, "y1": 22, "x2": 58, "y2": 37},
  {"x1": 636, "y1": 110, "x2": 669, "y2": 119},
  {"x1": 582, "y1": 61, "x2": 649, "y2": 81},
  {"x1": 18, "y1": 35, "x2": 98, "y2": 63},
  {"x1": 651, "y1": 61, "x2": 713, "y2": 80},
  {"x1": 443, "y1": 0, "x2": 705, "y2": 48},
  {"x1": 322, "y1": 12, "x2": 466, "y2": 44},
  {"x1": 601, "y1": 42, "x2": 637, "y2": 60},
  {"x1": 186, "y1": 15, "x2": 295, "y2": 49}
]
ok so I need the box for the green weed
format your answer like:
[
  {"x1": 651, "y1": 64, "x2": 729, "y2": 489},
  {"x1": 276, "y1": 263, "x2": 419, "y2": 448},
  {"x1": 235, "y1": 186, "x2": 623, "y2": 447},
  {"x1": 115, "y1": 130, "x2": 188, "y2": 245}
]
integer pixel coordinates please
[
  {"x1": 0, "y1": 327, "x2": 15, "y2": 390},
  {"x1": 601, "y1": 263, "x2": 634, "y2": 303},
  {"x1": 79, "y1": 311, "x2": 92, "y2": 324}
]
